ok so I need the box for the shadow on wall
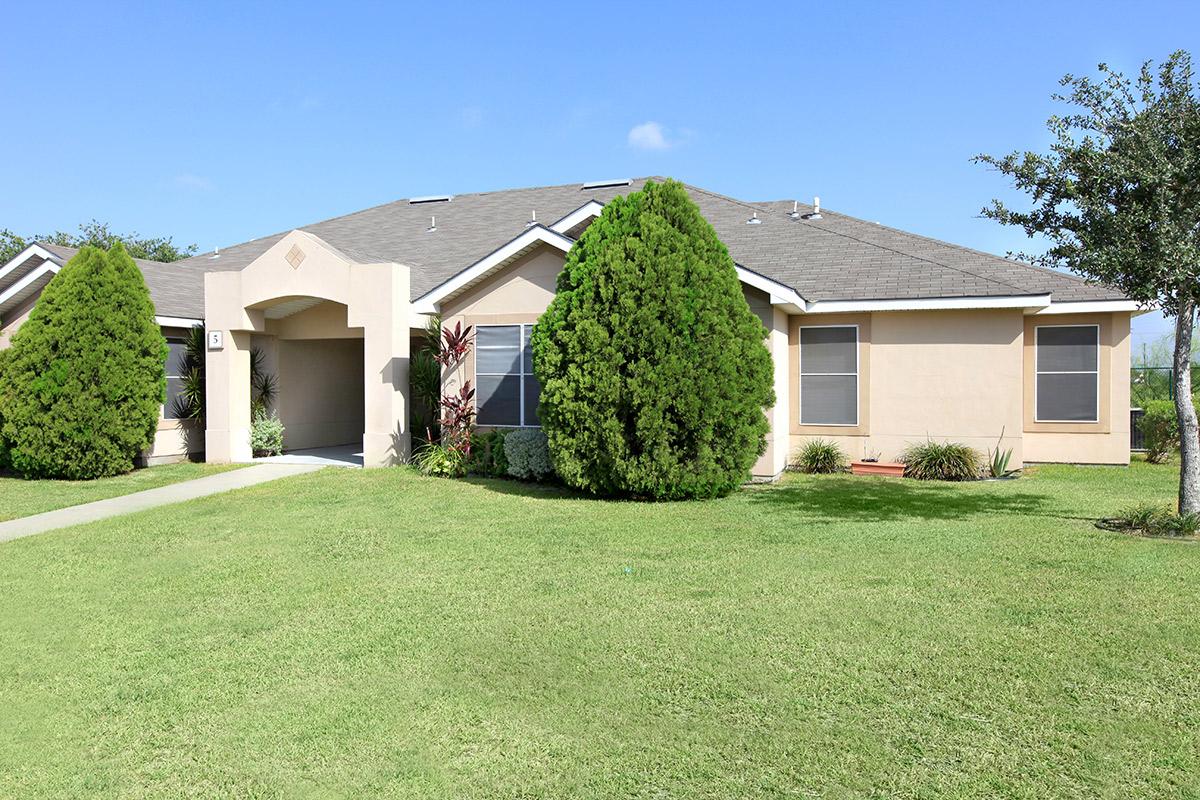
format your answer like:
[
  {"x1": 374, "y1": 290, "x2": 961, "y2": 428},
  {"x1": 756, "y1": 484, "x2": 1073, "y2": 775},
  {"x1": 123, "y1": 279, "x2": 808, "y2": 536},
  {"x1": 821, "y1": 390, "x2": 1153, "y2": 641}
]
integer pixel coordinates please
[{"x1": 744, "y1": 475, "x2": 1053, "y2": 524}]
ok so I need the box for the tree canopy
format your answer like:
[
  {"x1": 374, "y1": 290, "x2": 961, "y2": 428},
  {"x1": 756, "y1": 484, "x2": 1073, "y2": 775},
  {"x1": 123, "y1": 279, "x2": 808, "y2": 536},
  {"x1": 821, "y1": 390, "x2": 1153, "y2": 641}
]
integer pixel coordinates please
[
  {"x1": 0, "y1": 220, "x2": 197, "y2": 265},
  {"x1": 975, "y1": 50, "x2": 1200, "y2": 512}
]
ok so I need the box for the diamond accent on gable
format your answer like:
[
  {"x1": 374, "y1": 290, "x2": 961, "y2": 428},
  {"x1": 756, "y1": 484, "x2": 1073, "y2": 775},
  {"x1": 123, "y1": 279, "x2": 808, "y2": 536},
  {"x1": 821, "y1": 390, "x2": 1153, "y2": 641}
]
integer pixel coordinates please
[{"x1": 285, "y1": 244, "x2": 306, "y2": 269}]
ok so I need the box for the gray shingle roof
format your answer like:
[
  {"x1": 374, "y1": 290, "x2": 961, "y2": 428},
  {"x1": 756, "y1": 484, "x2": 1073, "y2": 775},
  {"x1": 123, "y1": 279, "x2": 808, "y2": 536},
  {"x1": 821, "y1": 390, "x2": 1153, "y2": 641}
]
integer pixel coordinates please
[
  {"x1": 177, "y1": 177, "x2": 1124, "y2": 305},
  {"x1": 39, "y1": 243, "x2": 206, "y2": 319},
  {"x1": 36, "y1": 178, "x2": 1118, "y2": 317}
]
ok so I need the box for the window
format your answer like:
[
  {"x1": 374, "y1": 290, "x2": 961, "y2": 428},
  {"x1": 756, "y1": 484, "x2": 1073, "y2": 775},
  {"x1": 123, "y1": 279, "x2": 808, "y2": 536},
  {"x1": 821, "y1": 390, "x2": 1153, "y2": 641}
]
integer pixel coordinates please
[
  {"x1": 476, "y1": 324, "x2": 541, "y2": 427},
  {"x1": 164, "y1": 337, "x2": 189, "y2": 420},
  {"x1": 1035, "y1": 325, "x2": 1099, "y2": 422},
  {"x1": 799, "y1": 326, "x2": 858, "y2": 426}
]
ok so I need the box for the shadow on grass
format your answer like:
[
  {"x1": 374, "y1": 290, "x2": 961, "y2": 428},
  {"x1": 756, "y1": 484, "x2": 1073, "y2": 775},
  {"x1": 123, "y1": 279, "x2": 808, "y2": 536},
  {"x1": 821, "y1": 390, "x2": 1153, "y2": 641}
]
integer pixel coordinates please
[{"x1": 744, "y1": 475, "x2": 1056, "y2": 524}]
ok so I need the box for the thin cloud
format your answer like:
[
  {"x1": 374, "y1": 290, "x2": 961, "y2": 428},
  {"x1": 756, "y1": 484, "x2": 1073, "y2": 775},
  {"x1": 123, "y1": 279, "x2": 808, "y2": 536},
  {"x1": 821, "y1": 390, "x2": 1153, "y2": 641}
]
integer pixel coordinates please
[{"x1": 628, "y1": 121, "x2": 690, "y2": 151}]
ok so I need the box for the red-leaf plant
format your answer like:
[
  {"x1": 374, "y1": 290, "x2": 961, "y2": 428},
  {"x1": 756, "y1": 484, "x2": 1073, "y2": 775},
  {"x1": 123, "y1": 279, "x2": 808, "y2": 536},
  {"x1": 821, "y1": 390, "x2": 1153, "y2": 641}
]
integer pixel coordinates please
[{"x1": 433, "y1": 322, "x2": 476, "y2": 459}]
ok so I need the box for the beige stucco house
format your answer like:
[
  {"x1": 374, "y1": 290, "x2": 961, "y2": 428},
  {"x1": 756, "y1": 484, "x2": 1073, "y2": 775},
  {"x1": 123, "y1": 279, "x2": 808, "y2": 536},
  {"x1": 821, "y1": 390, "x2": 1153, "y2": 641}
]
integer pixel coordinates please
[{"x1": 0, "y1": 177, "x2": 1142, "y2": 476}]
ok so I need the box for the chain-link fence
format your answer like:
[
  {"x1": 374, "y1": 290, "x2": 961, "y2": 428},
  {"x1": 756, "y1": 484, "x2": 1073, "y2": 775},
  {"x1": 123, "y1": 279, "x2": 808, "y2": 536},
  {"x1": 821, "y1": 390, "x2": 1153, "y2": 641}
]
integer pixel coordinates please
[{"x1": 1131, "y1": 366, "x2": 1199, "y2": 405}]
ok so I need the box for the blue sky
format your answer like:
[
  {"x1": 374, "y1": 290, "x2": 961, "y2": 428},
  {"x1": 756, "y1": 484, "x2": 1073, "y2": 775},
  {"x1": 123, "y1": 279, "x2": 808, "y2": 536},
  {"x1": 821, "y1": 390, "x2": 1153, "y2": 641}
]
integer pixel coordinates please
[{"x1": 2, "y1": 0, "x2": 1195, "y2": 355}]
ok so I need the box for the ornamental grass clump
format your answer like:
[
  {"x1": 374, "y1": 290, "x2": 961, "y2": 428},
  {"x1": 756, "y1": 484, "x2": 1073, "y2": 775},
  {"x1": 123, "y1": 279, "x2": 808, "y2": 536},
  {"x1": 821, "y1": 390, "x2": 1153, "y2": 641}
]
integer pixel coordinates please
[
  {"x1": 901, "y1": 440, "x2": 982, "y2": 481},
  {"x1": 531, "y1": 179, "x2": 774, "y2": 500},
  {"x1": 793, "y1": 439, "x2": 847, "y2": 474}
]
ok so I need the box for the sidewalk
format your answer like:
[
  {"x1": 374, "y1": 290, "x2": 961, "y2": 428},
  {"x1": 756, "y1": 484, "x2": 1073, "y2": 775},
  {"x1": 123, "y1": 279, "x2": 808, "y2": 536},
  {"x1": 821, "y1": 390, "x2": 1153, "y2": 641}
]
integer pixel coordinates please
[{"x1": 0, "y1": 463, "x2": 323, "y2": 544}]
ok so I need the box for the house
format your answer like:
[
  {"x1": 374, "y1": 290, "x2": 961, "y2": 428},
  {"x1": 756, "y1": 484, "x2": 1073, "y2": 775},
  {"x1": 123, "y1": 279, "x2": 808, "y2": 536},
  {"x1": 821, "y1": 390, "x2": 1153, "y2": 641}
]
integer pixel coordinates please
[{"x1": 0, "y1": 178, "x2": 1141, "y2": 476}]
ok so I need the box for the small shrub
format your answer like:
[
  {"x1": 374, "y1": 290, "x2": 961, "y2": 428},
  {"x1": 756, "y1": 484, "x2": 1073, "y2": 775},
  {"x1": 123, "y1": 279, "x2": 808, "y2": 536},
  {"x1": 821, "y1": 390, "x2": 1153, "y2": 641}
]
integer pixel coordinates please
[
  {"x1": 901, "y1": 440, "x2": 981, "y2": 481},
  {"x1": 467, "y1": 429, "x2": 509, "y2": 477},
  {"x1": 1156, "y1": 512, "x2": 1200, "y2": 537},
  {"x1": 505, "y1": 429, "x2": 555, "y2": 481},
  {"x1": 413, "y1": 441, "x2": 465, "y2": 478},
  {"x1": 986, "y1": 428, "x2": 1016, "y2": 478},
  {"x1": 249, "y1": 411, "x2": 285, "y2": 457},
  {"x1": 1107, "y1": 502, "x2": 1198, "y2": 537},
  {"x1": 1113, "y1": 502, "x2": 1171, "y2": 531},
  {"x1": 794, "y1": 439, "x2": 846, "y2": 474},
  {"x1": 1140, "y1": 400, "x2": 1179, "y2": 464}
]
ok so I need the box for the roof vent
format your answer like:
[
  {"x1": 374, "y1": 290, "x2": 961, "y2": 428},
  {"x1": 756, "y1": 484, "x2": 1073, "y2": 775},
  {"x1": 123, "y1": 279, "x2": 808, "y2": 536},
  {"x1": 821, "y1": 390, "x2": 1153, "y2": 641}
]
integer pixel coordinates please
[
  {"x1": 582, "y1": 178, "x2": 631, "y2": 190},
  {"x1": 788, "y1": 201, "x2": 802, "y2": 220},
  {"x1": 802, "y1": 196, "x2": 823, "y2": 221},
  {"x1": 426, "y1": 216, "x2": 437, "y2": 233},
  {"x1": 209, "y1": 247, "x2": 220, "y2": 259},
  {"x1": 747, "y1": 212, "x2": 762, "y2": 225},
  {"x1": 410, "y1": 195, "x2": 453, "y2": 204},
  {"x1": 525, "y1": 209, "x2": 537, "y2": 228}
]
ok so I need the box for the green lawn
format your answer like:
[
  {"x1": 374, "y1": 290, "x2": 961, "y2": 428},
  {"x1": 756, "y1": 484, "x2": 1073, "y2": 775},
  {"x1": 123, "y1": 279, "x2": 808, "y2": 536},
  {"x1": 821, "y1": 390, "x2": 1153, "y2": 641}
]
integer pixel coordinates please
[
  {"x1": 0, "y1": 462, "x2": 245, "y2": 522},
  {"x1": 1, "y1": 459, "x2": 1196, "y2": 798}
]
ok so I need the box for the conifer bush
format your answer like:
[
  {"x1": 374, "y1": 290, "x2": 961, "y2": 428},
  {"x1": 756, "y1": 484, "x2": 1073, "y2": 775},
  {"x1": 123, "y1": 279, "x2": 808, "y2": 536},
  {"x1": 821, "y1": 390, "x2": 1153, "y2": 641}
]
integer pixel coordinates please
[
  {"x1": 0, "y1": 244, "x2": 166, "y2": 479},
  {"x1": 531, "y1": 179, "x2": 774, "y2": 499}
]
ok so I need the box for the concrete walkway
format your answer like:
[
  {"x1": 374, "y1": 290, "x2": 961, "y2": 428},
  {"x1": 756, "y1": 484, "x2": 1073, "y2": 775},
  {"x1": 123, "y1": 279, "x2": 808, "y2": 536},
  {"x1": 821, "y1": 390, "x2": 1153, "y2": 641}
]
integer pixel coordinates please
[{"x1": 0, "y1": 463, "x2": 323, "y2": 544}]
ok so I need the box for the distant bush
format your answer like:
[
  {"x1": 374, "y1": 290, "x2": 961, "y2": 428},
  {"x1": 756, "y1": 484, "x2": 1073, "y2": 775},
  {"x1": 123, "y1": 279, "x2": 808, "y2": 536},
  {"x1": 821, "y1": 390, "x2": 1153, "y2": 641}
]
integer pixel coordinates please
[
  {"x1": 901, "y1": 440, "x2": 982, "y2": 481},
  {"x1": 467, "y1": 429, "x2": 509, "y2": 477},
  {"x1": 249, "y1": 411, "x2": 284, "y2": 457},
  {"x1": 505, "y1": 429, "x2": 555, "y2": 481},
  {"x1": 0, "y1": 244, "x2": 165, "y2": 479},
  {"x1": 1140, "y1": 400, "x2": 1179, "y2": 464},
  {"x1": 793, "y1": 439, "x2": 846, "y2": 474}
]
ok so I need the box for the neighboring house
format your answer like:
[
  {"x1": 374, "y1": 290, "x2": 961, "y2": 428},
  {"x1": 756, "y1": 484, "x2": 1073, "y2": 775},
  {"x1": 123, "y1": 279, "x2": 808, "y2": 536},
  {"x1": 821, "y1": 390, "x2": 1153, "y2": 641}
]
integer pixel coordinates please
[
  {"x1": 1, "y1": 178, "x2": 1142, "y2": 476},
  {"x1": 0, "y1": 243, "x2": 205, "y2": 465}
]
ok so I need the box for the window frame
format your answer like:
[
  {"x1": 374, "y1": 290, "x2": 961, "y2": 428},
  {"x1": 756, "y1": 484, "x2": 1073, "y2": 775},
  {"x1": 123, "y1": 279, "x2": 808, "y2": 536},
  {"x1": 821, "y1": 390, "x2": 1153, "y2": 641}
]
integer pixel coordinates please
[
  {"x1": 1033, "y1": 323, "x2": 1100, "y2": 424},
  {"x1": 798, "y1": 323, "x2": 860, "y2": 427},
  {"x1": 474, "y1": 323, "x2": 540, "y2": 428},
  {"x1": 163, "y1": 336, "x2": 189, "y2": 421}
]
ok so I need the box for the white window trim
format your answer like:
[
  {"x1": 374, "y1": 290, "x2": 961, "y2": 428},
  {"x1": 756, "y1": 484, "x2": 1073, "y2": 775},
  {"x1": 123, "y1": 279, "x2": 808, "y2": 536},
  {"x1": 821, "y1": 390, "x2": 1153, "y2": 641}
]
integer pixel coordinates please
[
  {"x1": 1034, "y1": 323, "x2": 1100, "y2": 424},
  {"x1": 475, "y1": 323, "x2": 540, "y2": 428},
  {"x1": 798, "y1": 323, "x2": 860, "y2": 427}
]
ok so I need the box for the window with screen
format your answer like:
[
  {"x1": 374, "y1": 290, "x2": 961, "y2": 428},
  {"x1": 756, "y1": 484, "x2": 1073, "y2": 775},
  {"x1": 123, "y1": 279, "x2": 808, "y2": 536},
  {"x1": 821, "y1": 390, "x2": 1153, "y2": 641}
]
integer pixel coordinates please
[
  {"x1": 1035, "y1": 325, "x2": 1099, "y2": 422},
  {"x1": 475, "y1": 324, "x2": 541, "y2": 427},
  {"x1": 164, "y1": 337, "x2": 189, "y2": 420},
  {"x1": 799, "y1": 326, "x2": 858, "y2": 426}
]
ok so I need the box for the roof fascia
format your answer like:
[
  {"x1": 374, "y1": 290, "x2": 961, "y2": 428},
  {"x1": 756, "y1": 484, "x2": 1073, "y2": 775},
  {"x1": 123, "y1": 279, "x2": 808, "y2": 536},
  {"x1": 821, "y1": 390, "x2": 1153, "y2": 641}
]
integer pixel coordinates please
[
  {"x1": 412, "y1": 225, "x2": 575, "y2": 314},
  {"x1": 1027, "y1": 299, "x2": 1143, "y2": 315},
  {"x1": 0, "y1": 244, "x2": 62, "y2": 287},
  {"x1": 548, "y1": 200, "x2": 605, "y2": 234},
  {"x1": 0, "y1": 262, "x2": 59, "y2": 316},
  {"x1": 803, "y1": 294, "x2": 1053, "y2": 314}
]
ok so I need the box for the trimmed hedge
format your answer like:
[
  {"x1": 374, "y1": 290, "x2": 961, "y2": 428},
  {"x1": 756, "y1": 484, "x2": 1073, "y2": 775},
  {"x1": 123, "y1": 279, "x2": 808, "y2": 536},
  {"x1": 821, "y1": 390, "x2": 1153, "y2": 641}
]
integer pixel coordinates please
[
  {"x1": 531, "y1": 179, "x2": 774, "y2": 499},
  {"x1": 0, "y1": 245, "x2": 166, "y2": 479}
]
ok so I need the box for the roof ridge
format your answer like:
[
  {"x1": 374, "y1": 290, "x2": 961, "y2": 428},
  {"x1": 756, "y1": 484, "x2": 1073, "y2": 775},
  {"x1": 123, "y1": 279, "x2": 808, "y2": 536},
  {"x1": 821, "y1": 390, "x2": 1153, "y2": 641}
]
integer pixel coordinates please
[
  {"x1": 181, "y1": 177, "x2": 662, "y2": 266},
  {"x1": 678, "y1": 181, "x2": 775, "y2": 214}
]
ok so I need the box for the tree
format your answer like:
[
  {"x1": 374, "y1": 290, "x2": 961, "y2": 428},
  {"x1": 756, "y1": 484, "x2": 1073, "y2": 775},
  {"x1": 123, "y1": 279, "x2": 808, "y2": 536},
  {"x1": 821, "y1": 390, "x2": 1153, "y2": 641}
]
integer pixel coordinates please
[
  {"x1": 0, "y1": 244, "x2": 166, "y2": 479},
  {"x1": 531, "y1": 179, "x2": 775, "y2": 499},
  {"x1": 975, "y1": 51, "x2": 1200, "y2": 513},
  {"x1": 0, "y1": 220, "x2": 197, "y2": 265}
]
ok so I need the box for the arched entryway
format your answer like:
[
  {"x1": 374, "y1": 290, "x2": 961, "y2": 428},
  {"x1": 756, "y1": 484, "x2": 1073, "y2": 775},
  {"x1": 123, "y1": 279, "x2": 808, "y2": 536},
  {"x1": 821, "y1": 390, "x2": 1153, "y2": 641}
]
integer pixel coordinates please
[{"x1": 203, "y1": 230, "x2": 411, "y2": 467}]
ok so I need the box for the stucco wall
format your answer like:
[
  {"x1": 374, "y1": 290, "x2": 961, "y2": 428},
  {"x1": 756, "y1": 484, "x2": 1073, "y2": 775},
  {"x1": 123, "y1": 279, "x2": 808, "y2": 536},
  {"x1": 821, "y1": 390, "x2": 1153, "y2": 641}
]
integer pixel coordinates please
[
  {"x1": 276, "y1": 337, "x2": 365, "y2": 450},
  {"x1": 787, "y1": 309, "x2": 1132, "y2": 467},
  {"x1": 0, "y1": 294, "x2": 38, "y2": 349}
]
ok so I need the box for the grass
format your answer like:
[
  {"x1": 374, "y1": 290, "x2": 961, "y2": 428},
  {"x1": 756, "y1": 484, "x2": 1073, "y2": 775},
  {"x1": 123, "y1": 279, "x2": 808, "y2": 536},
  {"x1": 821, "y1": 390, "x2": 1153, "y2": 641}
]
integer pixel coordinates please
[
  {"x1": 0, "y1": 461, "x2": 246, "y2": 522},
  {"x1": 0, "y1": 457, "x2": 1196, "y2": 798}
]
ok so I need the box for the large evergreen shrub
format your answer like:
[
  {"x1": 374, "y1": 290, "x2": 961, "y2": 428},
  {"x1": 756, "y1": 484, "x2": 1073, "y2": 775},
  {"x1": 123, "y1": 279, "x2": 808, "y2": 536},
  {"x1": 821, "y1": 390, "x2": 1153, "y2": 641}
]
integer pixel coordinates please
[
  {"x1": 0, "y1": 244, "x2": 166, "y2": 479},
  {"x1": 531, "y1": 179, "x2": 775, "y2": 499}
]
